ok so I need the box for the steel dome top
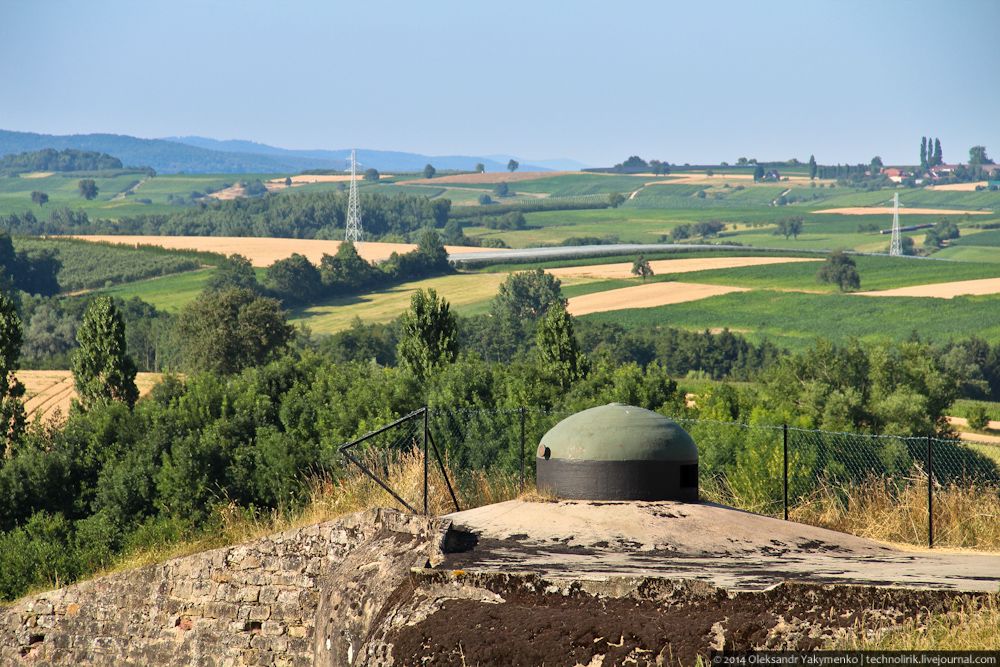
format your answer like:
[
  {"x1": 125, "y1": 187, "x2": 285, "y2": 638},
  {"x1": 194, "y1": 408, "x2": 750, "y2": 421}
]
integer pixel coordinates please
[{"x1": 538, "y1": 403, "x2": 697, "y2": 462}]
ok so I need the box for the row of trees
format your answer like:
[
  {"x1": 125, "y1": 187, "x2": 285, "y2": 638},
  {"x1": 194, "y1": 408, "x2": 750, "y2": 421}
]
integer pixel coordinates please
[
  {"x1": 1, "y1": 190, "x2": 451, "y2": 240},
  {"x1": 0, "y1": 149, "x2": 123, "y2": 175},
  {"x1": 921, "y1": 136, "x2": 944, "y2": 169},
  {"x1": 259, "y1": 231, "x2": 451, "y2": 305}
]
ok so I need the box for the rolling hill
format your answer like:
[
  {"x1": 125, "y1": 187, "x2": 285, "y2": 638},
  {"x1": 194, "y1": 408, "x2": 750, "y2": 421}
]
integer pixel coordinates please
[{"x1": 0, "y1": 129, "x2": 568, "y2": 174}]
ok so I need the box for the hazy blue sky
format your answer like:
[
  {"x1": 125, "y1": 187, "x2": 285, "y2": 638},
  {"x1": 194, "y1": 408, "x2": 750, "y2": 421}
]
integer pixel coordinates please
[{"x1": 1, "y1": 0, "x2": 997, "y2": 165}]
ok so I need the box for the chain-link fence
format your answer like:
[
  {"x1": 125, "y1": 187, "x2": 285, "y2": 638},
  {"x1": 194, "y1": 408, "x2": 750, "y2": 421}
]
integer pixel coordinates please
[{"x1": 339, "y1": 406, "x2": 1000, "y2": 548}]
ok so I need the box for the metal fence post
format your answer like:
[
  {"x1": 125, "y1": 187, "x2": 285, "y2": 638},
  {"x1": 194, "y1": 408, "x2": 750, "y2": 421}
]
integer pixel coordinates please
[
  {"x1": 519, "y1": 407, "x2": 526, "y2": 491},
  {"x1": 927, "y1": 434, "x2": 933, "y2": 549},
  {"x1": 783, "y1": 423, "x2": 789, "y2": 521},
  {"x1": 423, "y1": 407, "x2": 429, "y2": 516}
]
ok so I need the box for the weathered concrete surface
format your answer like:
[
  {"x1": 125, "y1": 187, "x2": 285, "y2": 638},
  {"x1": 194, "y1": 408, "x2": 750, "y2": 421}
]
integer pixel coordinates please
[
  {"x1": 1, "y1": 500, "x2": 998, "y2": 666},
  {"x1": 444, "y1": 500, "x2": 1000, "y2": 591},
  {"x1": 0, "y1": 509, "x2": 447, "y2": 666}
]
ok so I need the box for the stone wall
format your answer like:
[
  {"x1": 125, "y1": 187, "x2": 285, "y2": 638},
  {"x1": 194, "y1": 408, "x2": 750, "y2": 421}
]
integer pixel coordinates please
[{"x1": 0, "y1": 509, "x2": 447, "y2": 667}]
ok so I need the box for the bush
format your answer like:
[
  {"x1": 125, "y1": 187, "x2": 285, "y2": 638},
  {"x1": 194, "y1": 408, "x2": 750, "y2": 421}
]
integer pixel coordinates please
[{"x1": 967, "y1": 405, "x2": 990, "y2": 431}]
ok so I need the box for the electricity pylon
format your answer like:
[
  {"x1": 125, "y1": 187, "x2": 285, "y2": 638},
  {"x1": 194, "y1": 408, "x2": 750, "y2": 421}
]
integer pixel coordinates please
[
  {"x1": 889, "y1": 192, "x2": 902, "y2": 256},
  {"x1": 345, "y1": 149, "x2": 363, "y2": 243}
]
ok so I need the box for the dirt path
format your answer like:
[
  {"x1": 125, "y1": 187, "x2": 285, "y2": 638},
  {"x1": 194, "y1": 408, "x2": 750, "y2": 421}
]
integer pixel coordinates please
[
  {"x1": 856, "y1": 277, "x2": 1000, "y2": 299},
  {"x1": 547, "y1": 256, "x2": 820, "y2": 280},
  {"x1": 946, "y1": 416, "x2": 1000, "y2": 444},
  {"x1": 567, "y1": 281, "x2": 748, "y2": 316}
]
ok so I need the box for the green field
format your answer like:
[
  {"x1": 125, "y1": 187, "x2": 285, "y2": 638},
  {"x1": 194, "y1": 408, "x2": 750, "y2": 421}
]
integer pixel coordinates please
[
  {"x1": 644, "y1": 255, "x2": 1000, "y2": 292},
  {"x1": 14, "y1": 236, "x2": 218, "y2": 291},
  {"x1": 582, "y1": 290, "x2": 1000, "y2": 350},
  {"x1": 98, "y1": 269, "x2": 216, "y2": 310},
  {"x1": 0, "y1": 172, "x2": 270, "y2": 218}
]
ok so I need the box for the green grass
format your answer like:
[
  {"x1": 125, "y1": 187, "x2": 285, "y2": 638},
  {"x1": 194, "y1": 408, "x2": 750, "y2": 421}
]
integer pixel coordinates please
[
  {"x1": 582, "y1": 290, "x2": 1000, "y2": 350},
  {"x1": 97, "y1": 269, "x2": 216, "y2": 311},
  {"x1": 628, "y1": 183, "x2": 789, "y2": 209},
  {"x1": 501, "y1": 174, "x2": 650, "y2": 196},
  {"x1": 934, "y1": 246, "x2": 1000, "y2": 262},
  {"x1": 0, "y1": 172, "x2": 267, "y2": 218},
  {"x1": 648, "y1": 255, "x2": 1000, "y2": 292},
  {"x1": 951, "y1": 229, "x2": 1000, "y2": 247},
  {"x1": 289, "y1": 272, "x2": 512, "y2": 333}
]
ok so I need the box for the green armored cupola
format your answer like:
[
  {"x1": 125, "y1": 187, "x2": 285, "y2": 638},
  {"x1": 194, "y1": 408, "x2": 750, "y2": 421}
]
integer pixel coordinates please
[{"x1": 536, "y1": 403, "x2": 699, "y2": 501}]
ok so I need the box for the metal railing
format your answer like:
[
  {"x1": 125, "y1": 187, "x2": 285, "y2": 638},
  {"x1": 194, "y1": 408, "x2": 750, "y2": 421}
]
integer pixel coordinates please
[{"x1": 338, "y1": 406, "x2": 1000, "y2": 548}]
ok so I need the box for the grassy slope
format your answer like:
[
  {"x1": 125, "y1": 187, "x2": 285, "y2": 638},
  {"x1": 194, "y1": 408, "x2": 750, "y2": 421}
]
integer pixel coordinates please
[
  {"x1": 0, "y1": 173, "x2": 258, "y2": 218},
  {"x1": 582, "y1": 290, "x2": 1000, "y2": 350},
  {"x1": 290, "y1": 273, "x2": 511, "y2": 333},
  {"x1": 648, "y1": 255, "x2": 1000, "y2": 292},
  {"x1": 98, "y1": 269, "x2": 216, "y2": 310}
]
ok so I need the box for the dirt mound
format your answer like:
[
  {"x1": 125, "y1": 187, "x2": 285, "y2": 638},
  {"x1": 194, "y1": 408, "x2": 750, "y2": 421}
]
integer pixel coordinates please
[{"x1": 393, "y1": 571, "x2": 978, "y2": 665}]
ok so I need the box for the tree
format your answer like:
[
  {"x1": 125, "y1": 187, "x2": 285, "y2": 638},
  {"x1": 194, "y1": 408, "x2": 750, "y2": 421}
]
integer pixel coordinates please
[
  {"x1": 920, "y1": 137, "x2": 928, "y2": 169},
  {"x1": 816, "y1": 251, "x2": 860, "y2": 292},
  {"x1": 869, "y1": 156, "x2": 883, "y2": 175},
  {"x1": 969, "y1": 146, "x2": 993, "y2": 166},
  {"x1": 631, "y1": 255, "x2": 653, "y2": 282},
  {"x1": 396, "y1": 288, "x2": 457, "y2": 380},
  {"x1": 608, "y1": 192, "x2": 626, "y2": 208},
  {"x1": 206, "y1": 254, "x2": 259, "y2": 293},
  {"x1": 492, "y1": 269, "x2": 565, "y2": 322},
  {"x1": 474, "y1": 163, "x2": 485, "y2": 173},
  {"x1": 319, "y1": 241, "x2": 379, "y2": 292},
  {"x1": 283, "y1": 176, "x2": 292, "y2": 186},
  {"x1": 808, "y1": 155, "x2": 817, "y2": 180},
  {"x1": 0, "y1": 292, "x2": 25, "y2": 456},
  {"x1": 71, "y1": 296, "x2": 139, "y2": 409},
  {"x1": 363, "y1": 168, "x2": 380, "y2": 182},
  {"x1": 507, "y1": 159, "x2": 519, "y2": 173},
  {"x1": 536, "y1": 303, "x2": 586, "y2": 389},
  {"x1": 30, "y1": 191, "x2": 48, "y2": 207},
  {"x1": 78, "y1": 179, "x2": 99, "y2": 200},
  {"x1": 423, "y1": 164, "x2": 436, "y2": 179},
  {"x1": 493, "y1": 182, "x2": 510, "y2": 197},
  {"x1": 933, "y1": 138, "x2": 942, "y2": 166},
  {"x1": 175, "y1": 288, "x2": 293, "y2": 375},
  {"x1": 477, "y1": 194, "x2": 493, "y2": 205},
  {"x1": 774, "y1": 216, "x2": 804, "y2": 239},
  {"x1": 753, "y1": 165, "x2": 765, "y2": 182},
  {"x1": 265, "y1": 253, "x2": 322, "y2": 303}
]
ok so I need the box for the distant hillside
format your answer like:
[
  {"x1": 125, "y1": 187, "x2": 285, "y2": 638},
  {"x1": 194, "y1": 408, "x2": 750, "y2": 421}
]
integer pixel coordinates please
[
  {"x1": 167, "y1": 136, "x2": 557, "y2": 173},
  {"x1": 0, "y1": 129, "x2": 571, "y2": 175},
  {"x1": 0, "y1": 130, "x2": 336, "y2": 174},
  {"x1": 0, "y1": 148, "x2": 126, "y2": 175}
]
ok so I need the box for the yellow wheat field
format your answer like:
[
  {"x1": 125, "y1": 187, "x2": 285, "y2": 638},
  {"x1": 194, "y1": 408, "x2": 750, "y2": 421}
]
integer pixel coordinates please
[{"x1": 21, "y1": 370, "x2": 163, "y2": 422}]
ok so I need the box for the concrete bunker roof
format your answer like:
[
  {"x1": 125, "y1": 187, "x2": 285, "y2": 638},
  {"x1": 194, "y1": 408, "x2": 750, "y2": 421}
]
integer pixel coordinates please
[{"x1": 539, "y1": 403, "x2": 697, "y2": 462}]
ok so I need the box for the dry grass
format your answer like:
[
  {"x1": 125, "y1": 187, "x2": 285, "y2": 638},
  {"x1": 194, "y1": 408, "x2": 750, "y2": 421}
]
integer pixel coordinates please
[
  {"x1": 104, "y1": 450, "x2": 521, "y2": 577},
  {"x1": 21, "y1": 370, "x2": 163, "y2": 423},
  {"x1": 788, "y1": 478, "x2": 1000, "y2": 551},
  {"x1": 831, "y1": 595, "x2": 1000, "y2": 649}
]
